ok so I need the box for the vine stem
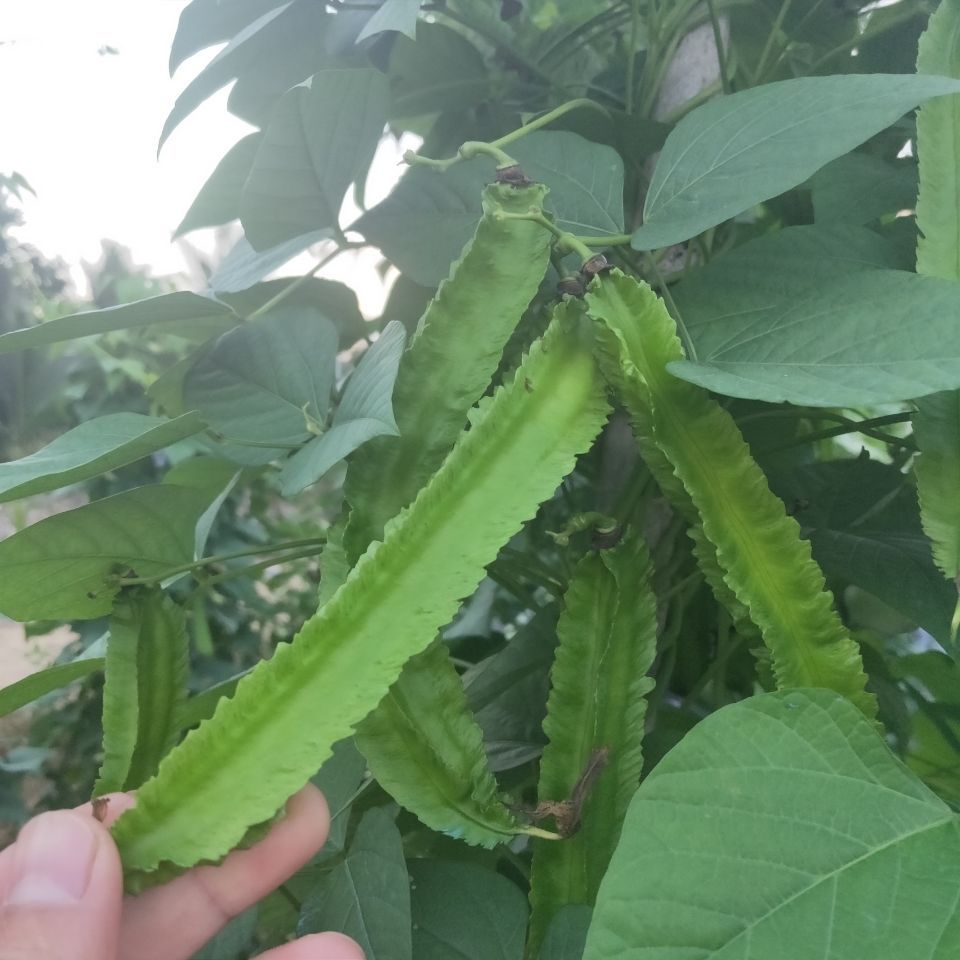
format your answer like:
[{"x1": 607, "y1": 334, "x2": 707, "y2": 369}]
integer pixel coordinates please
[
  {"x1": 494, "y1": 208, "x2": 595, "y2": 261},
  {"x1": 705, "y1": 0, "x2": 731, "y2": 94},
  {"x1": 645, "y1": 253, "x2": 697, "y2": 362},
  {"x1": 245, "y1": 242, "x2": 361, "y2": 322},
  {"x1": 113, "y1": 537, "x2": 326, "y2": 587},
  {"x1": 405, "y1": 99, "x2": 609, "y2": 173}
]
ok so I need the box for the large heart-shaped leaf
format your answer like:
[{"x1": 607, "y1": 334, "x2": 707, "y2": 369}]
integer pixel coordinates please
[
  {"x1": 670, "y1": 225, "x2": 960, "y2": 405},
  {"x1": 585, "y1": 689, "x2": 960, "y2": 960},
  {"x1": 0, "y1": 412, "x2": 204, "y2": 504},
  {"x1": 631, "y1": 74, "x2": 960, "y2": 250},
  {"x1": 0, "y1": 485, "x2": 211, "y2": 621},
  {"x1": 356, "y1": 131, "x2": 623, "y2": 286},
  {"x1": 182, "y1": 306, "x2": 339, "y2": 463},
  {"x1": 0, "y1": 293, "x2": 238, "y2": 355},
  {"x1": 240, "y1": 68, "x2": 390, "y2": 251},
  {"x1": 298, "y1": 808, "x2": 411, "y2": 959},
  {"x1": 278, "y1": 320, "x2": 405, "y2": 495}
]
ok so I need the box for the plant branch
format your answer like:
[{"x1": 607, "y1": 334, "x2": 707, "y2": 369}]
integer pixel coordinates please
[{"x1": 705, "y1": 0, "x2": 731, "y2": 94}]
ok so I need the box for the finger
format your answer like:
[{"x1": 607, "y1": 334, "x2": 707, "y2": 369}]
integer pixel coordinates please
[
  {"x1": 119, "y1": 784, "x2": 331, "y2": 960},
  {"x1": 259, "y1": 932, "x2": 365, "y2": 959},
  {"x1": 0, "y1": 809, "x2": 123, "y2": 960}
]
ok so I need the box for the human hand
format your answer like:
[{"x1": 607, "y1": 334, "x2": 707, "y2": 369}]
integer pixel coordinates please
[{"x1": 0, "y1": 784, "x2": 364, "y2": 960}]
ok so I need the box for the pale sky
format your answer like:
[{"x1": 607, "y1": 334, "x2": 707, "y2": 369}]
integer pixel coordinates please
[{"x1": 0, "y1": 0, "x2": 396, "y2": 313}]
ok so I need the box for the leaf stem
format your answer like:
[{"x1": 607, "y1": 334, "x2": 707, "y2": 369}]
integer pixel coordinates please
[
  {"x1": 493, "y1": 208, "x2": 596, "y2": 261},
  {"x1": 705, "y1": 0, "x2": 731, "y2": 94},
  {"x1": 244, "y1": 244, "x2": 359, "y2": 322},
  {"x1": 645, "y1": 253, "x2": 697, "y2": 362},
  {"x1": 113, "y1": 538, "x2": 326, "y2": 587},
  {"x1": 404, "y1": 100, "x2": 609, "y2": 173}
]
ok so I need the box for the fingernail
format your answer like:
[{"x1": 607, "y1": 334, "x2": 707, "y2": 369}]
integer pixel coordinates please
[{"x1": 4, "y1": 813, "x2": 98, "y2": 906}]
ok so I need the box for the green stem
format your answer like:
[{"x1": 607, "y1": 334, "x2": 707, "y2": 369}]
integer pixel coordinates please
[
  {"x1": 494, "y1": 208, "x2": 595, "y2": 261},
  {"x1": 626, "y1": 0, "x2": 642, "y2": 114},
  {"x1": 245, "y1": 244, "x2": 356, "y2": 322},
  {"x1": 750, "y1": 0, "x2": 793, "y2": 85},
  {"x1": 705, "y1": 0, "x2": 731, "y2": 93},
  {"x1": 113, "y1": 538, "x2": 326, "y2": 587},
  {"x1": 577, "y1": 233, "x2": 633, "y2": 247},
  {"x1": 200, "y1": 547, "x2": 322, "y2": 588},
  {"x1": 405, "y1": 100, "x2": 608, "y2": 174},
  {"x1": 760, "y1": 412, "x2": 913, "y2": 454}
]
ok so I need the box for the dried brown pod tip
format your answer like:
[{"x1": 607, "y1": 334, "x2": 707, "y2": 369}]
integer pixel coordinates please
[
  {"x1": 495, "y1": 163, "x2": 534, "y2": 187},
  {"x1": 579, "y1": 253, "x2": 612, "y2": 282}
]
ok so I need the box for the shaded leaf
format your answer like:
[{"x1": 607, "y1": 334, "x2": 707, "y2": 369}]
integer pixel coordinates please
[
  {"x1": 409, "y1": 860, "x2": 527, "y2": 960},
  {"x1": 0, "y1": 293, "x2": 237, "y2": 355},
  {"x1": 584, "y1": 690, "x2": 960, "y2": 960},
  {"x1": 769, "y1": 456, "x2": 956, "y2": 649},
  {"x1": 810, "y1": 153, "x2": 917, "y2": 226},
  {"x1": 240, "y1": 69, "x2": 390, "y2": 250},
  {"x1": 279, "y1": 321, "x2": 405, "y2": 495},
  {"x1": 160, "y1": 3, "x2": 294, "y2": 148},
  {"x1": 464, "y1": 607, "x2": 558, "y2": 772},
  {"x1": 182, "y1": 305, "x2": 339, "y2": 463},
  {"x1": 0, "y1": 413, "x2": 205, "y2": 504},
  {"x1": 310, "y1": 737, "x2": 368, "y2": 856},
  {"x1": 539, "y1": 905, "x2": 591, "y2": 960},
  {"x1": 632, "y1": 74, "x2": 960, "y2": 250},
  {"x1": 0, "y1": 485, "x2": 211, "y2": 621},
  {"x1": 209, "y1": 230, "x2": 331, "y2": 294},
  {"x1": 0, "y1": 658, "x2": 105, "y2": 720},
  {"x1": 169, "y1": 0, "x2": 287, "y2": 74},
  {"x1": 174, "y1": 134, "x2": 261, "y2": 237},
  {"x1": 298, "y1": 808, "x2": 411, "y2": 959},
  {"x1": 356, "y1": 0, "x2": 421, "y2": 42}
]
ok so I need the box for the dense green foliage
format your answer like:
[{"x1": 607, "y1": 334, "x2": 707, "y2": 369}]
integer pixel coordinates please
[{"x1": 3, "y1": 1, "x2": 960, "y2": 956}]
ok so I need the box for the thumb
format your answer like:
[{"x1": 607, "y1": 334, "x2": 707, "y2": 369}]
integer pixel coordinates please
[{"x1": 0, "y1": 809, "x2": 122, "y2": 960}]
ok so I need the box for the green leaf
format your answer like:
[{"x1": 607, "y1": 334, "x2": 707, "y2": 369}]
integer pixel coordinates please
[
  {"x1": 529, "y1": 534, "x2": 658, "y2": 954},
  {"x1": 174, "y1": 133, "x2": 261, "y2": 238},
  {"x1": 0, "y1": 413, "x2": 205, "y2": 504},
  {"x1": 0, "y1": 658, "x2": 105, "y2": 720},
  {"x1": 586, "y1": 270, "x2": 874, "y2": 717},
  {"x1": 674, "y1": 269, "x2": 960, "y2": 406},
  {"x1": 356, "y1": 641, "x2": 520, "y2": 847},
  {"x1": 169, "y1": 0, "x2": 287, "y2": 74},
  {"x1": 164, "y1": 457, "x2": 241, "y2": 561},
  {"x1": 463, "y1": 606, "x2": 558, "y2": 772},
  {"x1": 96, "y1": 589, "x2": 189, "y2": 795},
  {"x1": 240, "y1": 69, "x2": 390, "y2": 250},
  {"x1": 310, "y1": 737, "x2": 367, "y2": 855},
  {"x1": 190, "y1": 908, "x2": 257, "y2": 960},
  {"x1": 356, "y1": 0, "x2": 421, "y2": 42},
  {"x1": 160, "y1": 2, "x2": 294, "y2": 148},
  {"x1": 539, "y1": 906, "x2": 591, "y2": 960},
  {"x1": 389, "y1": 22, "x2": 488, "y2": 117},
  {"x1": 584, "y1": 689, "x2": 960, "y2": 960},
  {"x1": 209, "y1": 230, "x2": 331, "y2": 294},
  {"x1": 182, "y1": 305, "x2": 339, "y2": 463},
  {"x1": 278, "y1": 321, "x2": 405, "y2": 495},
  {"x1": 298, "y1": 808, "x2": 412, "y2": 959},
  {"x1": 0, "y1": 485, "x2": 212, "y2": 621},
  {"x1": 344, "y1": 182, "x2": 554, "y2": 558},
  {"x1": 355, "y1": 132, "x2": 622, "y2": 286},
  {"x1": 220, "y1": 278, "x2": 367, "y2": 347},
  {"x1": 111, "y1": 308, "x2": 608, "y2": 884},
  {"x1": 409, "y1": 860, "x2": 528, "y2": 960},
  {"x1": 0, "y1": 293, "x2": 238, "y2": 355},
  {"x1": 914, "y1": 391, "x2": 960, "y2": 582},
  {"x1": 178, "y1": 670, "x2": 249, "y2": 731},
  {"x1": 769, "y1": 456, "x2": 956, "y2": 648},
  {"x1": 631, "y1": 74, "x2": 960, "y2": 250},
  {"x1": 810, "y1": 153, "x2": 917, "y2": 226}
]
